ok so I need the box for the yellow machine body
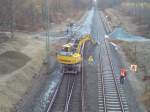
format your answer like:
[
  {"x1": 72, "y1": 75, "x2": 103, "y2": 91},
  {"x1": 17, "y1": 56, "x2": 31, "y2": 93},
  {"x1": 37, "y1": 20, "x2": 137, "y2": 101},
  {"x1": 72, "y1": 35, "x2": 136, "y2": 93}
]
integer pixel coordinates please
[
  {"x1": 57, "y1": 52, "x2": 82, "y2": 65},
  {"x1": 56, "y1": 34, "x2": 91, "y2": 74}
]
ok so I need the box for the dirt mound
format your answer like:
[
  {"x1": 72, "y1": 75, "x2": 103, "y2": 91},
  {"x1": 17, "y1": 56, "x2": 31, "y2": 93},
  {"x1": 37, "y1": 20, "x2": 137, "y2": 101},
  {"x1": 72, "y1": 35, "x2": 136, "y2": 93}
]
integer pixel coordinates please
[
  {"x1": 0, "y1": 51, "x2": 30, "y2": 74},
  {"x1": 0, "y1": 33, "x2": 10, "y2": 43}
]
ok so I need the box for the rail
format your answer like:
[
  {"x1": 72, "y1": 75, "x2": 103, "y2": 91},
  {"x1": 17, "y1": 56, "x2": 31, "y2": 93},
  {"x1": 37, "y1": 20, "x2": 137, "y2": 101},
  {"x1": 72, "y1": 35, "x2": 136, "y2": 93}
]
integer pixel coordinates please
[
  {"x1": 81, "y1": 43, "x2": 86, "y2": 112},
  {"x1": 46, "y1": 75, "x2": 64, "y2": 112},
  {"x1": 97, "y1": 12, "x2": 128, "y2": 112},
  {"x1": 64, "y1": 75, "x2": 76, "y2": 112},
  {"x1": 104, "y1": 39, "x2": 125, "y2": 112},
  {"x1": 97, "y1": 39, "x2": 129, "y2": 112}
]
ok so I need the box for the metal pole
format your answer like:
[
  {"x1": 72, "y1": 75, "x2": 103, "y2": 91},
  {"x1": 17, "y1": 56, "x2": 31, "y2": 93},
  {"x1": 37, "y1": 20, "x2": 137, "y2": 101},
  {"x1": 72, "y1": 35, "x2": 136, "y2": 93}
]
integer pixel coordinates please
[
  {"x1": 10, "y1": 0, "x2": 15, "y2": 38},
  {"x1": 44, "y1": 0, "x2": 50, "y2": 64},
  {"x1": 134, "y1": 44, "x2": 137, "y2": 63}
]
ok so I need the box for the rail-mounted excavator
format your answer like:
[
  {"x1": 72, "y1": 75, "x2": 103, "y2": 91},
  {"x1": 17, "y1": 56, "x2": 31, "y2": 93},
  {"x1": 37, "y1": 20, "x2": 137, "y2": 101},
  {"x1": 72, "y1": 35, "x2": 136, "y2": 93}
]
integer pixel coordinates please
[{"x1": 56, "y1": 34, "x2": 91, "y2": 74}]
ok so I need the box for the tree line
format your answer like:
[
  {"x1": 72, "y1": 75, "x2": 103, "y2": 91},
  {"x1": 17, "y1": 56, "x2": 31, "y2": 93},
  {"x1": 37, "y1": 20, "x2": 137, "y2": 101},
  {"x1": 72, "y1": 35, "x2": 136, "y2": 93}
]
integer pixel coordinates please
[
  {"x1": 98, "y1": 0, "x2": 150, "y2": 25},
  {"x1": 0, "y1": 0, "x2": 91, "y2": 32}
]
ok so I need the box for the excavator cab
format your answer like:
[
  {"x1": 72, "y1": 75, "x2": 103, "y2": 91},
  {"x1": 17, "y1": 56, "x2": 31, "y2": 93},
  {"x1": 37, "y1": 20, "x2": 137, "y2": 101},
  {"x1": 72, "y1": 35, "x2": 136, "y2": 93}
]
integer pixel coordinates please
[
  {"x1": 58, "y1": 43, "x2": 74, "y2": 56},
  {"x1": 56, "y1": 42, "x2": 82, "y2": 74}
]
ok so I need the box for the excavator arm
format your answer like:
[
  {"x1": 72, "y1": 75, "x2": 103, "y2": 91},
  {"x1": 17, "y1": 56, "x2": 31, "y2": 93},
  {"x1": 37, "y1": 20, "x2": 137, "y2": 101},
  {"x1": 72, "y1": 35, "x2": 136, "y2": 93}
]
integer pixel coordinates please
[{"x1": 76, "y1": 34, "x2": 91, "y2": 53}]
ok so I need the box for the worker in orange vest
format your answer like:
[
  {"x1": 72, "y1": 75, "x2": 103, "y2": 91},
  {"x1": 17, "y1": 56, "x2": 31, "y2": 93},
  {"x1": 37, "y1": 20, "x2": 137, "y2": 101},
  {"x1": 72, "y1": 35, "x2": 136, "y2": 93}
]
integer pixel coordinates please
[{"x1": 120, "y1": 68, "x2": 127, "y2": 84}]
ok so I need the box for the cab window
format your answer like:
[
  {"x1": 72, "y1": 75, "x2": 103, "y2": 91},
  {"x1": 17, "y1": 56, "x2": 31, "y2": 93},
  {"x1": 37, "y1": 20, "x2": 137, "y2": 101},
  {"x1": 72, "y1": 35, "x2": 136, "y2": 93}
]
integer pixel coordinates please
[{"x1": 62, "y1": 47, "x2": 69, "y2": 52}]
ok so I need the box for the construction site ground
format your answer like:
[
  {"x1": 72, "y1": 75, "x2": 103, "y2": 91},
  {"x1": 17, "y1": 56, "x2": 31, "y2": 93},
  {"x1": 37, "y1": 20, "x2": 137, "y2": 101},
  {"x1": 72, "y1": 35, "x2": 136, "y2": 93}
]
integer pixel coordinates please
[
  {"x1": 0, "y1": 33, "x2": 44, "y2": 111},
  {"x1": 0, "y1": 11, "x2": 84, "y2": 112}
]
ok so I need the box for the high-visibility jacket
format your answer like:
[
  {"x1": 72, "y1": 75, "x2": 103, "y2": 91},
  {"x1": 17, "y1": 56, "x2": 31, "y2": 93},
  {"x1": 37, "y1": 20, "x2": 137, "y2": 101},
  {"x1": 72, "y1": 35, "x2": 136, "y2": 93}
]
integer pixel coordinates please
[{"x1": 120, "y1": 68, "x2": 126, "y2": 77}]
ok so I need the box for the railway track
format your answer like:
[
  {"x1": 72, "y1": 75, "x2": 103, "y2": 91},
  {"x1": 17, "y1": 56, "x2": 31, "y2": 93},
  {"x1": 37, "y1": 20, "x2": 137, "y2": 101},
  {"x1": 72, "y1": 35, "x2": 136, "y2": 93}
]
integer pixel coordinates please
[
  {"x1": 45, "y1": 68, "x2": 84, "y2": 112},
  {"x1": 97, "y1": 39, "x2": 129, "y2": 112},
  {"x1": 44, "y1": 10, "x2": 89, "y2": 112}
]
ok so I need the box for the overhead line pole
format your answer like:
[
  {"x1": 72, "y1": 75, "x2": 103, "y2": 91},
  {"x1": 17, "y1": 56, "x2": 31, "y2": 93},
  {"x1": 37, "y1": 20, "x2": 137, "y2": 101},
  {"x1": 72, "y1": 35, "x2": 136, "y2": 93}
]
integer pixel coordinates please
[
  {"x1": 44, "y1": 0, "x2": 50, "y2": 64},
  {"x1": 10, "y1": 0, "x2": 15, "y2": 38}
]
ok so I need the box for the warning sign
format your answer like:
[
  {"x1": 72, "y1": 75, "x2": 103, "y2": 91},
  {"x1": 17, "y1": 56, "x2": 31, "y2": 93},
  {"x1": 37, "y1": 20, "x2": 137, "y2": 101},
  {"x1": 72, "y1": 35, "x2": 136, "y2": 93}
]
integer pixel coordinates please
[
  {"x1": 88, "y1": 56, "x2": 94, "y2": 64},
  {"x1": 130, "y1": 64, "x2": 137, "y2": 72}
]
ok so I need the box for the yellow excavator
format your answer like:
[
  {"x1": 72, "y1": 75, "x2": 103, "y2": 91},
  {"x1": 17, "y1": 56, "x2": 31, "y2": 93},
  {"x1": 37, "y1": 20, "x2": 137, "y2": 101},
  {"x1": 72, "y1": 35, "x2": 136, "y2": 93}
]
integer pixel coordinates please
[{"x1": 56, "y1": 34, "x2": 91, "y2": 74}]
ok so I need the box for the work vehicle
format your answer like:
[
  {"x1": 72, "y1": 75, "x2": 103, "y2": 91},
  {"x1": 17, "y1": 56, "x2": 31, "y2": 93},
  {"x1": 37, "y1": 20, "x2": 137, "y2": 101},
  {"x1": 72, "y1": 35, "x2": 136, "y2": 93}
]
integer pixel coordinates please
[{"x1": 56, "y1": 34, "x2": 91, "y2": 74}]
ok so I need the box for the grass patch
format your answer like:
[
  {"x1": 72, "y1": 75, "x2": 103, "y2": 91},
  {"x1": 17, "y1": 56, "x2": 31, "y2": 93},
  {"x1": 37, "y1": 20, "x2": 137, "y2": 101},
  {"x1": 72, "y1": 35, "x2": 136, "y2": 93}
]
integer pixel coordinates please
[
  {"x1": 122, "y1": 41, "x2": 150, "y2": 70},
  {"x1": 120, "y1": 41, "x2": 150, "y2": 110},
  {"x1": 141, "y1": 91, "x2": 150, "y2": 111}
]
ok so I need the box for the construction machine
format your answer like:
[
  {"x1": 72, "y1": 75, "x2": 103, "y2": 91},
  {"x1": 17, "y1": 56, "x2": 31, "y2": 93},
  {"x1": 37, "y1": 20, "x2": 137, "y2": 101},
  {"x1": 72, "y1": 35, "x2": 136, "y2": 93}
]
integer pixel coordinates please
[{"x1": 56, "y1": 34, "x2": 91, "y2": 74}]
